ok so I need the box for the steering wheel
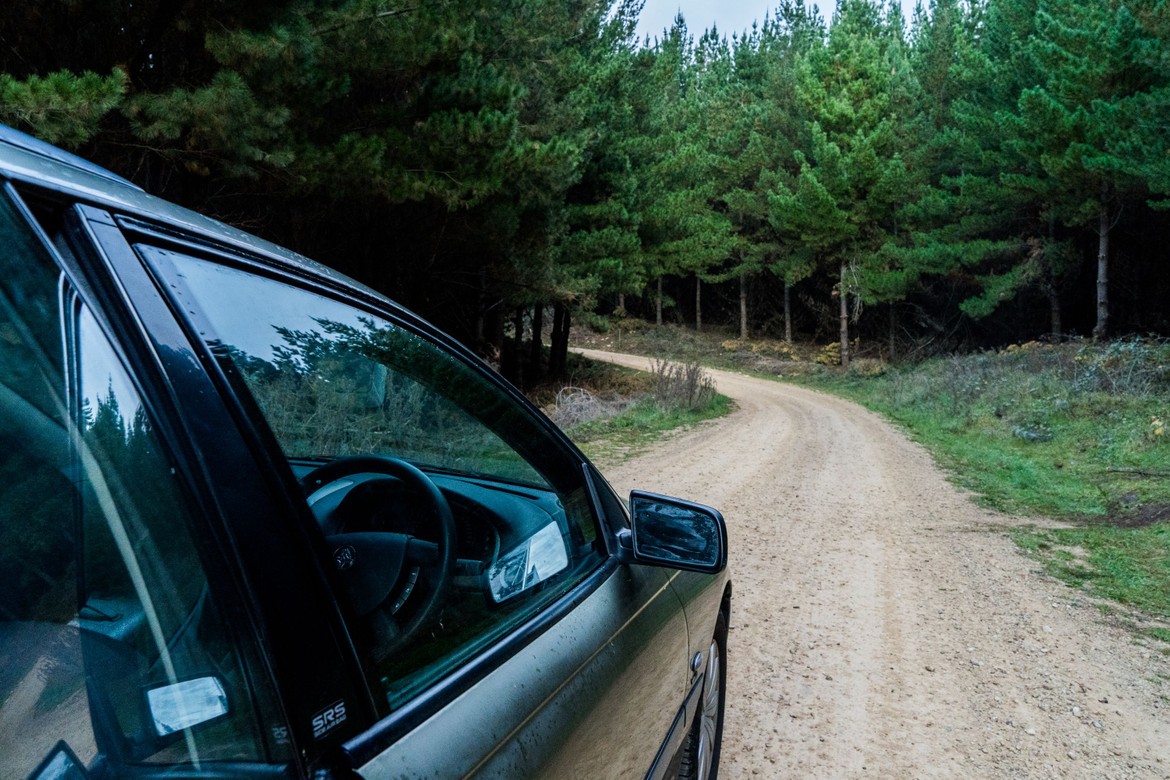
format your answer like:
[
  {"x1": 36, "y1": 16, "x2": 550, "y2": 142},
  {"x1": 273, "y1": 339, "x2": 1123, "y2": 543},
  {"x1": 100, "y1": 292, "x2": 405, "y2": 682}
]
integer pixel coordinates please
[{"x1": 300, "y1": 455, "x2": 456, "y2": 659}]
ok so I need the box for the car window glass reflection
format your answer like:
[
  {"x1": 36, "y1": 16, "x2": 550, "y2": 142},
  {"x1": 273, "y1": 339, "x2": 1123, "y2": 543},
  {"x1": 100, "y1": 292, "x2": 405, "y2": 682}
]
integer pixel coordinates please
[
  {"x1": 150, "y1": 251, "x2": 549, "y2": 488},
  {"x1": 149, "y1": 250, "x2": 605, "y2": 714},
  {"x1": 71, "y1": 302, "x2": 277, "y2": 768}
]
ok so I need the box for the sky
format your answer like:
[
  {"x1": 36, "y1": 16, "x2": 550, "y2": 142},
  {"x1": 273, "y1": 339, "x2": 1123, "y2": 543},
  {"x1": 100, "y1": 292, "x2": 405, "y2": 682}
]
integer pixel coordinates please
[{"x1": 633, "y1": 0, "x2": 921, "y2": 44}]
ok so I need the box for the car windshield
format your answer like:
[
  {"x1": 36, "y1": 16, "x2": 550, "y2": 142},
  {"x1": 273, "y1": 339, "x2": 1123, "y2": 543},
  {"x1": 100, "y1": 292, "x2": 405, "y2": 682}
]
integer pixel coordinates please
[{"x1": 143, "y1": 249, "x2": 552, "y2": 488}]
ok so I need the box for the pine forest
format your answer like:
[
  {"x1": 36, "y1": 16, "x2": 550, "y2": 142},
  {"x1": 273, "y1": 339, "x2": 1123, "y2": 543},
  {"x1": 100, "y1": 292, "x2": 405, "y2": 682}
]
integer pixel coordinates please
[{"x1": 3, "y1": 0, "x2": 1169, "y2": 378}]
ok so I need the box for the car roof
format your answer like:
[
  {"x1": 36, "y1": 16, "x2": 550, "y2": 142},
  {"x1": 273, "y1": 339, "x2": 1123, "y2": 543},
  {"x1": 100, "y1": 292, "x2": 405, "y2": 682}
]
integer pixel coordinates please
[
  {"x1": 0, "y1": 125, "x2": 141, "y2": 189},
  {"x1": 0, "y1": 124, "x2": 386, "y2": 303}
]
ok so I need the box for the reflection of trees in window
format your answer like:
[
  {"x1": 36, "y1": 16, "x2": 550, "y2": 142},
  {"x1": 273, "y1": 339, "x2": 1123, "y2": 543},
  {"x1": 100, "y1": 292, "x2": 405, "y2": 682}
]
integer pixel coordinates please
[
  {"x1": 224, "y1": 317, "x2": 543, "y2": 485},
  {"x1": 79, "y1": 386, "x2": 203, "y2": 621},
  {"x1": 0, "y1": 429, "x2": 87, "y2": 756},
  {"x1": 0, "y1": 203, "x2": 270, "y2": 770},
  {"x1": 76, "y1": 384, "x2": 268, "y2": 764}
]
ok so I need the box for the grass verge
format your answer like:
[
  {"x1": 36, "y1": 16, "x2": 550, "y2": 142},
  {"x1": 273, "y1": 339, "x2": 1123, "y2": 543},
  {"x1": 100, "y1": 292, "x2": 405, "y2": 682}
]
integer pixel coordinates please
[
  {"x1": 571, "y1": 319, "x2": 1170, "y2": 625},
  {"x1": 1009, "y1": 524, "x2": 1170, "y2": 620},
  {"x1": 795, "y1": 342, "x2": 1170, "y2": 520},
  {"x1": 796, "y1": 339, "x2": 1170, "y2": 623},
  {"x1": 566, "y1": 394, "x2": 733, "y2": 464}
]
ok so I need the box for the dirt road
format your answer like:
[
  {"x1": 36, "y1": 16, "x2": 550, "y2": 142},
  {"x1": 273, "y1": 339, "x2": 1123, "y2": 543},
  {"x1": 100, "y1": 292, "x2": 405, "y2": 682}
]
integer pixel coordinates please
[{"x1": 575, "y1": 349, "x2": 1170, "y2": 779}]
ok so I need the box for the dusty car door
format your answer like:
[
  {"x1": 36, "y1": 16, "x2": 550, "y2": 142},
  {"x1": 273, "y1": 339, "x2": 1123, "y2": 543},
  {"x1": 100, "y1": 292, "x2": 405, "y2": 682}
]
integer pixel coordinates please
[
  {"x1": 353, "y1": 561, "x2": 689, "y2": 779},
  {"x1": 102, "y1": 234, "x2": 701, "y2": 778}
]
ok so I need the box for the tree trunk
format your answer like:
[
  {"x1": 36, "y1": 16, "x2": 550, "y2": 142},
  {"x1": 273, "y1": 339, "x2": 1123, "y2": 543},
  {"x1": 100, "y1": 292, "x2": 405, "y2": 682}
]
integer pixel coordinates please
[
  {"x1": 1093, "y1": 185, "x2": 1110, "y2": 340},
  {"x1": 784, "y1": 278, "x2": 792, "y2": 344},
  {"x1": 489, "y1": 306, "x2": 505, "y2": 370},
  {"x1": 1045, "y1": 218, "x2": 1062, "y2": 341},
  {"x1": 559, "y1": 308, "x2": 571, "y2": 359},
  {"x1": 512, "y1": 306, "x2": 526, "y2": 386},
  {"x1": 888, "y1": 305, "x2": 896, "y2": 362},
  {"x1": 528, "y1": 304, "x2": 543, "y2": 385},
  {"x1": 1047, "y1": 285, "x2": 1063, "y2": 341},
  {"x1": 739, "y1": 273, "x2": 748, "y2": 341},
  {"x1": 695, "y1": 276, "x2": 702, "y2": 332},
  {"x1": 617, "y1": 292, "x2": 625, "y2": 314},
  {"x1": 548, "y1": 304, "x2": 562, "y2": 377},
  {"x1": 499, "y1": 311, "x2": 517, "y2": 383},
  {"x1": 839, "y1": 261, "x2": 850, "y2": 368},
  {"x1": 549, "y1": 303, "x2": 571, "y2": 377},
  {"x1": 655, "y1": 277, "x2": 663, "y2": 326}
]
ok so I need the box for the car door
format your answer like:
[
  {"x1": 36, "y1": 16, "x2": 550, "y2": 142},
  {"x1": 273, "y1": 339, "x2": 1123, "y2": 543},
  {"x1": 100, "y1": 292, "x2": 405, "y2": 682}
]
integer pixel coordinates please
[{"x1": 80, "y1": 213, "x2": 698, "y2": 778}]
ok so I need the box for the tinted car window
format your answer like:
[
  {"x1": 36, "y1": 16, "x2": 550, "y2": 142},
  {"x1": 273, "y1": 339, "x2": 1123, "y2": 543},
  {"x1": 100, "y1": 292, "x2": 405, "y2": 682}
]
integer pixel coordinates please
[
  {"x1": 147, "y1": 249, "x2": 605, "y2": 714},
  {"x1": 151, "y1": 252, "x2": 548, "y2": 487},
  {"x1": 0, "y1": 193, "x2": 287, "y2": 777}
]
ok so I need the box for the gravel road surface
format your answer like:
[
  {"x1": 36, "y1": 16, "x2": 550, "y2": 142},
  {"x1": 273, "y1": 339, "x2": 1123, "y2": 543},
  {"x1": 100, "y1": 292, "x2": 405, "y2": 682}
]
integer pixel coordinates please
[{"x1": 575, "y1": 349, "x2": 1170, "y2": 779}]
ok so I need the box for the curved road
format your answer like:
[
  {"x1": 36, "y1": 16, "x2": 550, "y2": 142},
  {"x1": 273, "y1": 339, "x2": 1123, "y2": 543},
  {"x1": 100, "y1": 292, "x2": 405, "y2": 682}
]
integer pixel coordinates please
[{"x1": 575, "y1": 349, "x2": 1170, "y2": 779}]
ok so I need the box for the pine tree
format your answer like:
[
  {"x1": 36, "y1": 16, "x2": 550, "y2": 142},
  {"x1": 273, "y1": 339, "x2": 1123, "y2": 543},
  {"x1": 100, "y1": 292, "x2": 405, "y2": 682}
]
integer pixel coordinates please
[
  {"x1": 630, "y1": 16, "x2": 734, "y2": 328},
  {"x1": 713, "y1": 5, "x2": 825, "y2": 342},
  {"x1": 1004, "y1": 0, "x2": 1162, "y2": 338},
  {"x1": 904, "y1": 0, "x2": 1072, "y2": 338},
  {"x1": 768, "y1": 0, "x2": 913, "y2": 366},
  {"x1": 0, "y1": 69, "x2": 127, "y2": 148}
]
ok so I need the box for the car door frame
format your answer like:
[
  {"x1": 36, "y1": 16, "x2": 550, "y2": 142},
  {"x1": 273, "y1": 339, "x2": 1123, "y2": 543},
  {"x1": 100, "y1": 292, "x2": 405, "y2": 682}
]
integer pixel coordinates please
[{"x1": 56, "y1": 198, "x2": 377, "y2": 770}]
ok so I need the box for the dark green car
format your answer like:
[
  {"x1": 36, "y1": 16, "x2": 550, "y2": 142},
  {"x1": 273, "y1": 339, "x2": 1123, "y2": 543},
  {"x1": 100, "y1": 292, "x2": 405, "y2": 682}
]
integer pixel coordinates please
[{"x1": 0, "y1": 125, "x2": 730, "y2": 780}]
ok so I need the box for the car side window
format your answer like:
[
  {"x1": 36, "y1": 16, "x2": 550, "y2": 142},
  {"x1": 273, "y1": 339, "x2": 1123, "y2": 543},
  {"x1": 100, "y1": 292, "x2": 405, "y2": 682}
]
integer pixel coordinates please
[
  {"x1": 147, "y1": 249, "x2": 606, "y2": 715},
  {"x1": 0, "y1": 192, "x2": 288, "y2": 778}
]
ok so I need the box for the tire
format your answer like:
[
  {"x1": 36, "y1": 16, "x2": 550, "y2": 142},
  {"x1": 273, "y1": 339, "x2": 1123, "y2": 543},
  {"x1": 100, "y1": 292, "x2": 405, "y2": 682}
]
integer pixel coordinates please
[{"x1": 678, "y1": 611, "x2": 727, "y2": 780}]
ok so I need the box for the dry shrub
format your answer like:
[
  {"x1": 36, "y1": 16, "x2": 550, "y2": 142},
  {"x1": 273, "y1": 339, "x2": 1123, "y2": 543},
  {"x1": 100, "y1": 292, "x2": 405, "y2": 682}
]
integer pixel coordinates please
[
  {"x1": 1071, "y1": 337, "x2": 1170, "y2": 396},
  {"x1": 768, "y1": 360, "x2": 821, "y2": 377},
  {"x1": 651, "y1": 359, "x2": 716, "y2": 411},
  {"x1": 722, "y1": 338, "x2": 800, "y2": 359},
  {"x1": 816, "y1": 343, "x2": 841, "y2": 366},
  {"x1": 546, "y1": 386, "x2": 633, "y2": 428}
]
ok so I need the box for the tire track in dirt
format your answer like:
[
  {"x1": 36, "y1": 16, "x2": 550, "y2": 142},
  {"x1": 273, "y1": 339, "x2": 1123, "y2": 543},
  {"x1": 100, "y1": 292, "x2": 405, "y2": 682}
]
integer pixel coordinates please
[{"x1": 575, "y1": 349, "x2": 1170, "y2": 779}]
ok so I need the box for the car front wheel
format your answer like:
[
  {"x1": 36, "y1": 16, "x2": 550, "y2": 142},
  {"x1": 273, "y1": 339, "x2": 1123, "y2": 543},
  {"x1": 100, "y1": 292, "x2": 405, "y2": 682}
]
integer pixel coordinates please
[{"x1": 679, "y1": 611, "x2": 727, "y2": 780}]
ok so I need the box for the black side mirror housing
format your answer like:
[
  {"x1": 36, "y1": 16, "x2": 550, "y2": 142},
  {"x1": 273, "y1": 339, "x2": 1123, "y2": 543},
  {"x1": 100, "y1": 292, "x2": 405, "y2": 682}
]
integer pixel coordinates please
[{"x1": 618, "y1": 491, "x2": 728, "y2": 574}]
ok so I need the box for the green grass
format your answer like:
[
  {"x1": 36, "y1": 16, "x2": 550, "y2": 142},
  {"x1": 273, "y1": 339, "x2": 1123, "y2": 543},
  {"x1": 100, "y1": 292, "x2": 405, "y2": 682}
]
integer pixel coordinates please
[
  {"x1": 1009, "y1": 524, "x2": 1170, "y2": 619},
  {"x1": 526, "y1": 348, "x2": 734, "y2": 465},
  {"x1": 1147, "y1": 627, "x2": 1170, "y2": 644},
  {"x1": 796, "y1": 345, "x2": 1170, "y2": 521},
  {"x1": 565, "y1": 393, "x2": 733, "y2": 463},
  {"x1": 526, "y1": 351, "x2": 657, "y2": 407},
  {"x1": 573, "y1": 319, "x2": 823, "y2": 373}
]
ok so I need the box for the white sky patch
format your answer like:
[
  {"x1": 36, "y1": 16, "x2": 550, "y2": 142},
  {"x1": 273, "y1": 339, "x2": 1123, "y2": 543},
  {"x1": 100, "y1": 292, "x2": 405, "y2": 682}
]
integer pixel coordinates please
[
  {"x1": 80, "y1": 306, "x2": 142, "y2": 425},
  {"x1": 634, "y1": 0, "x2": 922, "y2": 45}
]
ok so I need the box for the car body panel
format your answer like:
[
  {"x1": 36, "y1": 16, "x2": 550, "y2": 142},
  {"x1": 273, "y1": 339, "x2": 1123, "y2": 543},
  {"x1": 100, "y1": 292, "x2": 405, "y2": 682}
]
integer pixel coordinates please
[{"x1": 353, "y1": 562, "x2": 687, "y2": 778}]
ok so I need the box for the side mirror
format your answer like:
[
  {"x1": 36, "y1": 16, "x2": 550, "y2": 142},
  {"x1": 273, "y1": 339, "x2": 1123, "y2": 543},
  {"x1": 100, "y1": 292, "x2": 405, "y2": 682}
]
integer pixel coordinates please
[{"x1": 622, "y1": 491, "x2": 727, "y2": 574}]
